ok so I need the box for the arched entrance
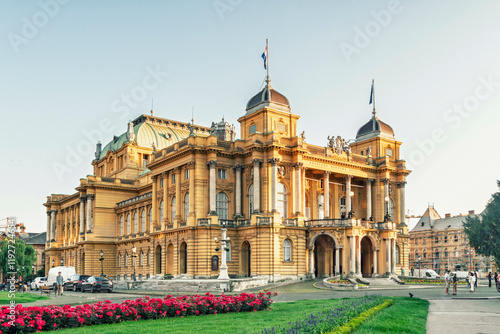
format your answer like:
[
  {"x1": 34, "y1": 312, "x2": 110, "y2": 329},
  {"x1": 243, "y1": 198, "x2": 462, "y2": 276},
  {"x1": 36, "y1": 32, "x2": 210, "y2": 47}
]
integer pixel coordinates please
[
  {"x1": 166, "y1": 244, "x2": 174, "y2": 275},
  {"x1": 179, "y1": 242, "x2": 187, "y2": 274},
  {"x1": 155, "y1": 245, "x2": 162, "y2": 275},
  {"x1": 240, "y1": 241, "x2": 251, "y2": 277},
  {"x1": 360, "y1": 236, "x2": 374, "y2": 277},
  {"x1": 314, "y1": 235, "x2": 335, "y2": 277}
]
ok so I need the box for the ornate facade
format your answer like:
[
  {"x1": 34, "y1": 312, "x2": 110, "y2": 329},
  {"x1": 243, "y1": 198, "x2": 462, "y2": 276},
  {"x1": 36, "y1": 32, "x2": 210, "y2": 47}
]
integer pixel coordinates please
[{"x1": 44, "y1": 79, "x2": 410, "y2": 281}]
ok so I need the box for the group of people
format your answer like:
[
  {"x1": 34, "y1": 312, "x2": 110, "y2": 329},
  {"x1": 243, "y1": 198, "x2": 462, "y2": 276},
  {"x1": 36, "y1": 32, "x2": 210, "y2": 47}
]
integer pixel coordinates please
[
  {"x1": 444, "y1": 270, "x2": 500, "y2": 295},
  {"x1": 487, "y1": 272, "x2": 499, "y2": 288},
  {"x1": 444, "y1": 270, "x2": 460, "y2": 295}
]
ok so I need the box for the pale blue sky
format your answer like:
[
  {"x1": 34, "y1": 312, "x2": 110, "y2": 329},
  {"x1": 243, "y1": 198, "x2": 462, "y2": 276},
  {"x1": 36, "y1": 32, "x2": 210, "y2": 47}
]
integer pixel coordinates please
[{"x1": 1, "y1": 0, "x2": 499, "y2": 232}]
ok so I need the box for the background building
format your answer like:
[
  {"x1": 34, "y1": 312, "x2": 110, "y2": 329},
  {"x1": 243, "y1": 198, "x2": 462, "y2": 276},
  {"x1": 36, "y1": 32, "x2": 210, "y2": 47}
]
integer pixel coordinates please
[
  {"x1": 44, "y1": 79, "x2": 411, "y2": 281},
  {"x1": 409, "y1": 205, "x2": 496, "y2": 275}
]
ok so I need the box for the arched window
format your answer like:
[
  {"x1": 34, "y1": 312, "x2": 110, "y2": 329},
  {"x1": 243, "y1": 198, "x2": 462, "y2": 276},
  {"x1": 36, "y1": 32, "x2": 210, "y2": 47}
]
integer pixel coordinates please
[
  {"x1": 120, "y1": 216, "x2": 124, "y2": 236},
  {"x1": 395, "y1": 245, "x2": 400, "y2": 264},
  {"x1": 125, "y1": 253, "x2": 129, "y2": 267},
  {"x1": 148, "y1": 208, "x2": 152, "y2": 227},
  {"x1": 171, "y1": 196, "x2": 176, "y2": 219},
  {"x1": 340, "y1": 197, "x2": 346, "y2": 216},
  {"x1": 133, "y1": 211, "x2": 138, "y2": 234},
  {"x1": 140, "y1": 251, "x2": 144, "y2": 266},
  {"x1": 147, "y1": 249, "x2": 150, "y2": 266},
  {"x1": 216, "y1": 192, "x2": 228, "y2": 219},
  {"x1": 318, "y1": 194, "x2": 324, "y2": 219},
  {"x1": 118, "y1": 253, "x2": 122, "y2": 267},
  {"x1": 141, "y1": 209, "x2": 146, "y2": 232},
  {"x1": 283, "y1": 239, "x2": 292, "y2": 262},
  {"x1": 226, "y1": 242, "x2": 231, "y2": 262},
  {"x1": 184, "y1": 193, "x2": 190, "y2": 218},
  {"x1": 277, "y1": 183, "x2": 287, "y2": 218},
  {"x1": 126, "y1": 214, "x2": 131, "y2": 235},
  {"x1": 160, "y1": 200, "x2": 164, "y2": 221},
  {"x1": 248, "y1": 184, "x2": 254, "y2": 215}
]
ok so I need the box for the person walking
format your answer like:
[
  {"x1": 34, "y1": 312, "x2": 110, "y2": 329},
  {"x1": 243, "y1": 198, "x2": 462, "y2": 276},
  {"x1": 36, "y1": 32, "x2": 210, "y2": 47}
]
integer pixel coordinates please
[
  {"x1": 452, "y1": 273, "x2": 458, "y2": 295},
  {"x1": 495, "y1": 272, "x2": 498, "y2": 286},
  {"x1": 411, "y1": 267, "x2": 414, "y2": 276},
  {"x1": 467, "y1": 271, "x2": 471, "y2": 289},
  {"x1": 444, "y1": 270, "x2": 450, "y2": 295},
  {"x1": 474, "y1": 271, "x2": 478, "y2": 289},
  {"x1": 469, "y1": 272, "x2": 476, "y2": 293},
  {"x1": 488, "y1": 272, "x2": 492, "y2": 288},
  {"x1": 56, "y1": 272, "x2": 64, "y2": 296}
]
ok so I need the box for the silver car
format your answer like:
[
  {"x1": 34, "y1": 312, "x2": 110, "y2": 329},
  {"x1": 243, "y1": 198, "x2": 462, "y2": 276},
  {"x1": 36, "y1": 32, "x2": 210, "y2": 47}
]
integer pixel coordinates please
[{"x1": 30, "y1": 277, "x2": 47, "y2": 290}]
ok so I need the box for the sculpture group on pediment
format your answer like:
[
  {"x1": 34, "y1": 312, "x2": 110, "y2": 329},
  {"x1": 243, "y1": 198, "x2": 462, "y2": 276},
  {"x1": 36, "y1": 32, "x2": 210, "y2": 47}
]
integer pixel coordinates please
[{"x1": 327, "y1": 135, "x2": 351, "y2": 156}]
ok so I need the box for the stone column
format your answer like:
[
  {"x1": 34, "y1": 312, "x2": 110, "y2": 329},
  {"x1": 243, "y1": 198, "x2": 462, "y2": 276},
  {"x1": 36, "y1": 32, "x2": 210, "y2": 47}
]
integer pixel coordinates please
[
  {"x1": 302, "y1": 166, "x2": 306, "y2": 215},
  {"x1": 86, "y1": 194, "x2": 94, "y2": 232},
  {"x1": 50, "y1": 210, "x2": 56, "y2": 241},
  {"x1": 309, "y1": 248, "x2": 315, "y2": 277},
  {"x1": 356, "y1": 236, "x2": 361, "y2": 275},
  {"x1": 349, "y1": 236, "x2": 355, "y2": 274},
  {"x1": 365, "y1": 179, "x2": 373, "y2": 220},
  {"x1": 345, "y1": 176, "x2": 352, "y2": 216},
  {"x1": 46, "y1": 212, "x2": 51, "y2": 242},
  {"x1": 335, "y1": 248, "x2": 340, "y2": 275},
  {"x1": 163, "y1": 172, "x2": 168, "y2": 227},
  {"x1": 386, "y1": 238, "x2": 391, "y2": 275},
  {"x1": 373, "y1": 248, "x2": 378, "y2": 276},
  {"x1": 151, "y1": 176, "x2": 157, "y2": 230},
  {"x1": 79, "y1": 197, "x2": 85, "y2": 234},
  {"x1": 392, "y1": 239, "x2": 396, "y2": 274},
  {"x1": 188, "y1": 164, "x2": 196, "y2": 217},
  {"x1": 269, "y1": 158, "x2": 279, "y2": 213},
  {"x1": 382, "y1": 178, "x2": 390, "y2": 218},
  {"x1": 175, "y1": 168, "x2": 181, "y2": 221},
  {"x1": 294, "y1": 163, "x2": 303, "y2": 215},
  {"x1": 234, "y1": 165, "x2": 242, "y2": 217},
  {"x1": 208, "y1": 161, "x2": 217, "y2": 214},
  {"x1": 323, "y1": 172, "x2": 330, "y2": 218},
  {"x1": 399, "y1": 181, "x2": 407, "y2": 225},
  {"x1": 252, "y1": 159, "x2": 262, "y2": 213}
]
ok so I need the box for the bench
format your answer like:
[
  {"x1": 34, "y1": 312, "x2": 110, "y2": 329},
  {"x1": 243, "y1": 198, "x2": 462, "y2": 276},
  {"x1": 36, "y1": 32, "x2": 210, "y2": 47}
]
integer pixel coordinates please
[{"x1": 40, "y1": 285, "x2": 56, "y2": 296}]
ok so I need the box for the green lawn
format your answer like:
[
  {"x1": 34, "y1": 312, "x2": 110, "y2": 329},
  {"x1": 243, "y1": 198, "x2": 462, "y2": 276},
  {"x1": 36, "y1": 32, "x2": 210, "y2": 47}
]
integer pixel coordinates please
[
  {"x1": 0, "y1": 291, "x2": 50, "y2": 305},
  {"x1": 353, "y1": 297, "x2": 429, "y2": 334},
  {"x1": 52, "y1": 297, "x2": 378, "y2": 334}
]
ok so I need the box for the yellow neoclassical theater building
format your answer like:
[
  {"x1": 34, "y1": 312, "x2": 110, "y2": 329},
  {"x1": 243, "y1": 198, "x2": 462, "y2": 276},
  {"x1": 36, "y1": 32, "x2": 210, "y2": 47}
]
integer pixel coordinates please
[{"x1": 44, "y1": 79, "x2": 410, "y2": 281}]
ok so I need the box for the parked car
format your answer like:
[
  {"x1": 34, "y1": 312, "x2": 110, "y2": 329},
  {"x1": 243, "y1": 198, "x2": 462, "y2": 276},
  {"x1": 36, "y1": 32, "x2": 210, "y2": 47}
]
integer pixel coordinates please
[
  {"x1": 64, "y1": 274, "x2": 91, "y2": 291},
  {"x1": 30, "y1": 277, "x2": 47, "y2": 291},
  {"x1": 46, "y1": 266, "x2": 76, "y2": 289},
  {"x1": 81, "y1": 276, "x2": 113, "y2": 293},
  {"x1": 413, "y1": 269, "x2": 440, "y2": 278}
]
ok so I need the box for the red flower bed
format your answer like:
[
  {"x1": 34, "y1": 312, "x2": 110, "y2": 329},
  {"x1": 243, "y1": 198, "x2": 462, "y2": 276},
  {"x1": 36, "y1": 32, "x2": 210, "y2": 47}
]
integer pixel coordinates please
[{"x1": 0, "y1": 292, "x2": 276, "y2": 333}]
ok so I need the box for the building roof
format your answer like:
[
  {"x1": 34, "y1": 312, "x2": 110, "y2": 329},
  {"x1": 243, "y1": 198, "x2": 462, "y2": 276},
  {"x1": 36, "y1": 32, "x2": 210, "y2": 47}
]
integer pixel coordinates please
[
  {"x1": 356, "y1": 114, "x2": 395, "y2": 141},
  {"x1": 410, "y1": 206, "x2": 477, "y2": 232},
  {"x1": 24, "y1": 232, "x2": 46, "y2": 245},
  {"x1": 246, "y1": 83, "x2": 290, "y2": 113}
]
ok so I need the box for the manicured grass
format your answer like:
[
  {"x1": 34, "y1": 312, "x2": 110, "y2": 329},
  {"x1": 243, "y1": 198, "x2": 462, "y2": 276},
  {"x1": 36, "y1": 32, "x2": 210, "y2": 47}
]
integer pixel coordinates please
[
  {"x1": 0, "y1": 291, "x2": 50, "y2": 305},
  {"x1": 352, "y1": 297, "x2": 429, "y2": 334},
  {"x1": 54, "y1": 297, "x2": 377, "y2": 334}
]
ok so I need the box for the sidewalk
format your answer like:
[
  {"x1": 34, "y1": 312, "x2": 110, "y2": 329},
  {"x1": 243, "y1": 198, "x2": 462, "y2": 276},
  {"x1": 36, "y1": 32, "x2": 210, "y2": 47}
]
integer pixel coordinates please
[{"x1": 426, "y1": 298, "x2": 500, "y2": 334}]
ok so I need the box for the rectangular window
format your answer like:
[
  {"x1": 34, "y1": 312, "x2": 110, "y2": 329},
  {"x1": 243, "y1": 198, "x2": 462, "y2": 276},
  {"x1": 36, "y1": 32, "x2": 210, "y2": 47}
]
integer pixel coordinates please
[
  {"x1": 249, "y1": 124, "x2": 257, "y2": 134},
  {"x1": 160, "y1": 179, "x2": 164, "y2": 188},
  {"x1": 185, "y1": 169, "x2": 189, "y2": 179},
  {"x1": 172, "y1": 174, "x2": 176, "y2": 184},
  {"x1": 218, "y1": 169, "x2": 226, "y2": 179},
  {"x1": 143, "y1": 154, "x2": 149, "y2": 167}
]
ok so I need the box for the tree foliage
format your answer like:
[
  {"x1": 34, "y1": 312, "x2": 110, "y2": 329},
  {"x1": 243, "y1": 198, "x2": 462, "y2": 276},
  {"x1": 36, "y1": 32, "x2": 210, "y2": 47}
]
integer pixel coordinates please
[
  {"x1": 0, "y1": 237, "x2": 37, "y2": 280},
  {"x1": 463, "y1": 180, "x2": 500, "y2": 266}
]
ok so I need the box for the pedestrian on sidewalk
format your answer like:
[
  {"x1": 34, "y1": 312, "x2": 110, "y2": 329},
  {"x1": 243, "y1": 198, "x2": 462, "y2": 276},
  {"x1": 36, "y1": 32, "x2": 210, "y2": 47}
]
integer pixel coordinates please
[
  {"x1": 444, "y1": 270, "x2": 450, "y2": 295},
  {"x1": 467, "y1": 271, "x2": 471, "y2": 289},
  {"x1": 469, "y1": 272, "x2": 476, "y2": 293},
  {"x1": 452, "y1": 273, "x2": 458, "y2": 295},
  {"x1": 56, "y1": 272, "x2": 64, "y2": 296},
  {"x1": 411, "y1": 267, "x2": 414, "y2": 276},
  {"x1": 495, "y1": 272, "x2": 498, "y2": 286},
  {"x1": 488, "y1": 272, "x2": 492, "y2": 288}
]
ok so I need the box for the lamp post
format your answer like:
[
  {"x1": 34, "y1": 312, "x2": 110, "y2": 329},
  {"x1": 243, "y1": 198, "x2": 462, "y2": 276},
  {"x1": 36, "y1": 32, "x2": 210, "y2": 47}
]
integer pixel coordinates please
[
  {"x1": 131, "y1": 245, "x2": 137, "y2": 281},
  {"x1": 99, "y1": 250, "x2": 104, "y2": 276},
  {"x1": 60, "y1": 258, "x2": 64, "y2": 266},
  {"x1": 51, "y1": 259, "x2": 55, "y2": 268},
  {"x1": 384, "y1": 197, "x2": 390, "y2": 222},
  {"x1": 31, "y1": 265, "x2": 35, "y2": 281},
  {"x1": 418, "y1": 257, "x2": 421, "y2": 277},
  {"x1": 214, "y1": 221, "x2": 230, "y2": 280},
  {"x1": 348, "y1": 191, "x2": 355, "y2": 218}
]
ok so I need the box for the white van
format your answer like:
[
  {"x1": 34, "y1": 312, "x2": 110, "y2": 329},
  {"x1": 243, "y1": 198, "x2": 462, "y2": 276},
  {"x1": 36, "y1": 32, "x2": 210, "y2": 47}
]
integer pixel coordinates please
[
  {"x1": 414, "y1": 269, "x2": 440, "y2": 278},
  {"x1": 46, "y1": 266, "x2": 76, "y2": 288}
]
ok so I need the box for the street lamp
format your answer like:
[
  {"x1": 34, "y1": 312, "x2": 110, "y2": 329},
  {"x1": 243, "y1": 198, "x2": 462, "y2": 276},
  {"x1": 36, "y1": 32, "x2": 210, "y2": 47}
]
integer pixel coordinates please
[
  {"x1": 99, "y1": 250, "x2": 104, "y2": 276},
  {"x1": 384, "y1": 197, "x2": 391, "y2": 222},
  {"x1": 131, "y1": 245, "x2": 137, "y2": 281},
  {"x1": 60, "y1": 258, "x2": 64, "y2": 266},
  {"x1": 51, "y1": 259, "x2": 55, "y2": 268},
  {"x1": 32, "y1": 265, "x2": 35, "y2": 281},
  {"x1": 418, "y1": 257, "x2": 421, "y2": 277},
  {"x1": 214, "y1": 221, "x2": 230, "y2": 280},
  {"x1": 348, "y1": 191, "x2": 355, "y2": 218}
]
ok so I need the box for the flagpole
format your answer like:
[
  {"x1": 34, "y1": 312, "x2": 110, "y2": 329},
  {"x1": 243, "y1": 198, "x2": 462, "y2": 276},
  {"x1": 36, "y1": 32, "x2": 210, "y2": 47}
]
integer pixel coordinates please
[
  {"x1": 266, "y1": 39, "x2": 270, "y2": 84},
  {"x1": 372, "y1": 79, "x2": 376, "y2": 116}
]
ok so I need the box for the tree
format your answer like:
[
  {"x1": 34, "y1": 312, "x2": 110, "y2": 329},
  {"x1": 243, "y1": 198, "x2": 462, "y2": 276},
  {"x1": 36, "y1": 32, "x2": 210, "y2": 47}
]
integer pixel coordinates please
[
  {"x1": 0, "y1": 237, "x2": 37, "y2": 280},
  {"x1": 463, "y1": 180, "x2": 500, "y2": 268}
]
